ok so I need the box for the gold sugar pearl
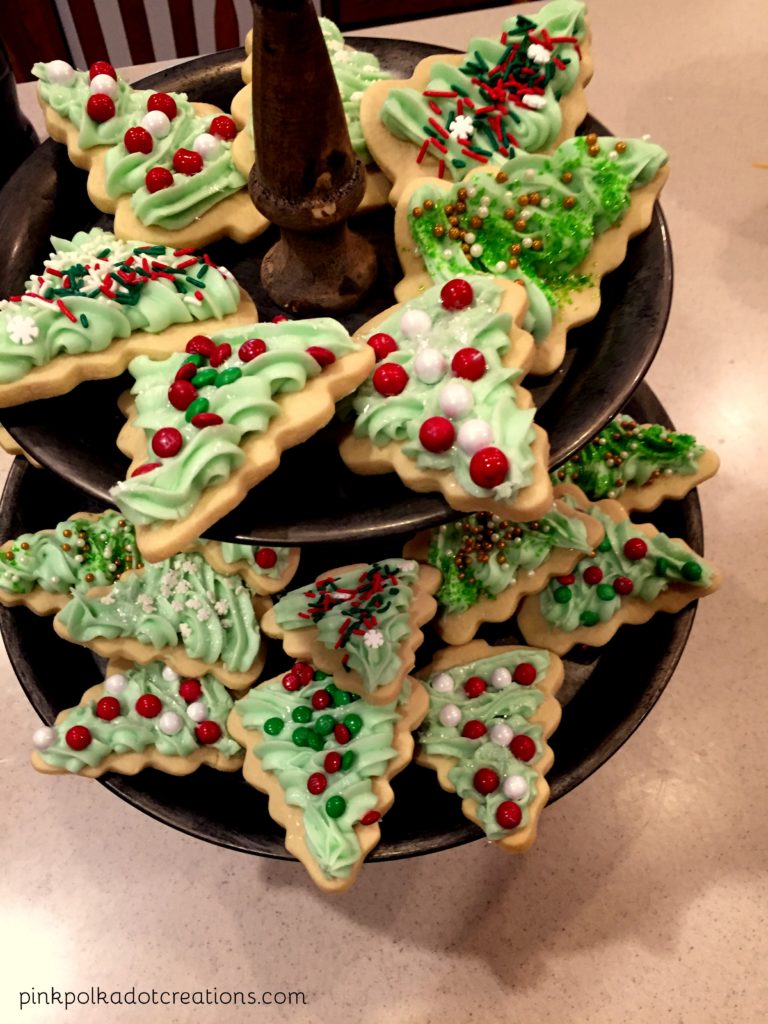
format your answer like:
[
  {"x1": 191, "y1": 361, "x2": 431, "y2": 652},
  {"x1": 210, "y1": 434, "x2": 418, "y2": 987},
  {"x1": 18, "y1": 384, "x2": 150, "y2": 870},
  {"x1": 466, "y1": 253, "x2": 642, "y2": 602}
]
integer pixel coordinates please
[
  {"x1": 449, "y1": 227, "x2": 462, "y2": 240},
  {"x1": 61, "y1": 543, "x2": 71, "y2": 552},
  {"x1": 508, "y1": 258, "x2": 519, "y2": 269},
  {"x1": 424, "y1": 198, "x2": 435, "y2": 211},
  {"x1": 433, "y1": 225, "x2": 446, "y2": 238},
  {"x1": 615, "y1": 141, "x2": 627, "y2": 153},
  {"x1": 586, "y1": 132, "x2": 598, "y2": 145},
  {"x1": 412, "y1": 207, "x2": 423, "y2": 219},
  {"x1": 563, "y1": 196, "x2": 576, "y2": 209},
  {"x1": 529, "y1": 192, "x2": 541, "y2": 205},
  {"x1": 62, "y1": 529, "x2": 72, "y2": 537},
  {"x1": 531, "y1": 239, "x2": 543, "y2": 251},
  {"x1": 470, "y1": 215, "x2": 482, "y2": 229},
  {"x1": 118, "y1": 520, "x2": 126, "y2": 527},
  {"x1": 518, "y1": 195, "x2": 529, "y2": 207},
  {"x1": 84, "y1": 573, "x2": 95, "y2": 583},
  {"x1": 498, "y1": 555, "x2": 507, "y2": 565},
  {"x1": 495, "y1": 171, "x2": 508, "y2": 184},
  {"x1": 461, "y1": 243, "x2": 471, "y2": 254},
  {"x1": 514, "y1": 218, "x2": 527, "y2": 232},
  {"x1": 449, "y1": 216, "x2": 459, "y2": 227},
  {"x1": 4, "y1": 551, "x2": 14, "y2": 561},
  {"x1": 20, "y1": 542, "x2": 29, "y2": 550},
  {"x1": 455, "y1": 201, "x2": 467, "y2": 213},
  {"x1": 510, "y1": 243, "x2": 522, "y2": 255},
  {"x1": 562, "y1": 171, "x2": 573, "y2": 184},
  {"x1": 456, "y1": 188, "x2": 468, "y2": 201},
  {"x1": 504, "y1": 208, "x2": 516, "y2": 220},
  {"x1": 588, "y1": 145, "x2": 600, "y2": 157},
  {"x1": 445, "y1": 204, "x2": 455, "y2": 216}
]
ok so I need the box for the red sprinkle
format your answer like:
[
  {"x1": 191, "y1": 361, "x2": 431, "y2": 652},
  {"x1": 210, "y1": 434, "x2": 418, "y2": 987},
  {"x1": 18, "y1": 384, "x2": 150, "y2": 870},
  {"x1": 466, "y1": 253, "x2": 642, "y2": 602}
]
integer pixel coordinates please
[
  {"x1": 209, "y1": 343, "x2": 232, "y2": 367},
  {"x1": 307, "y1": 772, "x2": 327, "y2": 795},
  {"x1": 360, "y1": 810, "x2": 381, "y2": 826},
  {"x1": 333, "y1": 723, "x2": 351, "y2": 745},
  {"x1": 324, "y1": 751, "x2": 342, "y2": 774},
  {"x1": 306, "y1": 346, "x2": 336, "y2": 368},
  {"x1": 131, "y1": 462, "x2": 161, "y2": 477},
  {"x1": 56, "y1": 299, "x2": 77, "y2": 323},
  {"x1": 239, "y1": 338, "x2": 267, "y2": 362},
  {"x1": 168, "y1": 380, "x2": 197, "y2": 411},
  {"x1": 185, "y1": 334, "x2": 215, "y2": 357},
  {"x1": 191, "y1": 413, "x2": 224, "y2": 429},
  {"x1": 175, "y1": 361, "x2": 198, "y2": 382}
]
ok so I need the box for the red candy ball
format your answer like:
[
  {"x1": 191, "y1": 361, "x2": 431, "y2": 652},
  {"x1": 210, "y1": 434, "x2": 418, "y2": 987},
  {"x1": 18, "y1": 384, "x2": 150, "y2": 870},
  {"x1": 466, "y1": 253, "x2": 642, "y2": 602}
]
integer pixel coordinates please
[
  {"x1": 282, "y1": 672, "x2": 300, "y2": 692},
  {"x1": 360, "y1": 810, "x2": 381, "y2": 826},
  {"x1": 147, "y1": 92, "x2": 177, "y2": 119},
  {"x1": 510, "y1": 734, "x2": 536, "y2": 762},
  {"x1": 307, "y1": 772, "x2": 327, "y2": 795},
  {"x1": 307, "y1": 346, "x2": 336, "y2": 367},
  {"x1": 513, "y1": 662, "x2": 537, "y2": 686},
  {"x1": 464, "y1": 676, "x2": 487, "y2": 699},
  {"x1": 96, "y1": 696, "x2": 121, "y2": 721},
  {"x1": 135, "y1": 694, "x2": 162, "y2": 719},
  {"x1": 185, "y1": 335, "x2": 215, "y2": 357},
  {"x1": 469, "y1": 447, "x2": 509, "y2": 489},
  {"x1": 461, "y1": 719, "x2": 487, "y2": 739},
  {"x1": 324, "y1": 751, "x2": 342, "y2": 774},
  {"x1": 172, "y1": 148, "x2": 203, "y2": 176},
  {"x1": 372, "y1": 362, "x2": 408, "y2": 397},
  {"x1": 145, "y1": 167, "x2": 174, "y2": 193},
  {"x1": 419, "y1": 416, "x2": 455, "y2": 453},
  {"x1": 623, "y1": 537, "x2": 648, "y2": 561},
  {"x1": 367, "y1": 332, "x2": 398, "y2": 362},
  {"x1": 583, "y1": 566, "x2": 603, "y2": 585},
  {"x1": 312, "y1": 690, "x2": 331, "y2": 710},
  {"x1": 195, "y1": 720, "x2": 222, "y2": 745},
  {"x1": 255, "y1": 547, "x2": 278, "y2": 569},
  {"x1": 334, "y1": 723, "x2": 351, "y2": 745},
  {"x1": 65, "y1": 725, "x2": 92, "y2": 751},
  {"x1": 239, "y1": 338, "x2": 266, "y2": 362},
  {"x1": 210, "y1": 115, "x2": 237, "y2": 140},
  {"x1": 496, "y1": 800, "x2": 522, "y2": 829},
  {"x1": 272, "y1": 314, "x2": 289, "y2": 323},
  {"x1": 168, "y1": 380, "x2": 197, "y2": 411},
  {"x1": 451, "y1": 347, "x2": 486, "y2": 381},
  {"x1": 89, "y1": 61, "x2": 116, "y2": 80},
  {"x1": 613, "y1": 575, "x2": 634, "y2": 596},
  {"x1": 151, "y1": 427, "x2": 183, "y2": 458},
  {"x1": 131, "y1": 462, "x2": 160, "y2": 477},
  {"x1": 179, "y1": 679, "x2": 202, "y2": 703},
  {"x1": 473, "y1": 767, "x2": 500, "y2": 795},
  {"x1": 440, "y1": 278, "x2": 474, "y2": 311},
  {"x1": 292, "y1": 663, "x2": 314, "y2": 685},
  {"x1": 209, "y1": 343, "x2": 232, "y2": 367},
  {"x1": 191, "y1": 412, "x2": 224, "y2": 428},
  {"x1": 175, "y1": 361, "x2": 197, "y2": 382},
  {"x1": 124, "y1": 126, "x2": 153, "y2": 154},
  {"x1": 87, "y1": 94, "x2": 115, "y2": 123}
]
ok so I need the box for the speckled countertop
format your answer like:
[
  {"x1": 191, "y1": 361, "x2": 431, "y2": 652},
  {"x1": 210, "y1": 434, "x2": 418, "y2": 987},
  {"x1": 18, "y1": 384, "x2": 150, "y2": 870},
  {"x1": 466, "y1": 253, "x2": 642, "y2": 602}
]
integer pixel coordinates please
[{"x1": 1, "y1": 1, "x2": 766, "y2": 1022}]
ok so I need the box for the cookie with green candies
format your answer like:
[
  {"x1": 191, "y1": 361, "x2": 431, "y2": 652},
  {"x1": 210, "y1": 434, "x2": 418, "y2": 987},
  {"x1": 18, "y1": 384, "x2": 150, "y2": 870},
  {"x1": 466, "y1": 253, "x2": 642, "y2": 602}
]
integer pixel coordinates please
[
  {"x1": 415, "y1": 639, "x2": 564, "y2": 853},
  {"x1": 227, "y1": 660, "x2": 428, "y2": 892},
  {"x1": 32, "y1": 659, "x2": 243, "y2": 778},
  {"x1": 517, "y1": 484, "x2": 721, "y2": 655}
]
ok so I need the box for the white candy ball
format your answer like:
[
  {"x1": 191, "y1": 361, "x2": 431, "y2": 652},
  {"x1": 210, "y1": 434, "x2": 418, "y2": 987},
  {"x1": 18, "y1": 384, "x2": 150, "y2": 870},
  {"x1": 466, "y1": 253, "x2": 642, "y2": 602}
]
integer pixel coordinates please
[
  {"x1": 142, "y1": 110, "x2": 171, "y2": 139},
  {"x1": 90, "y1": 74, "x2": 118, "y2": 98},
  {"x1": 161, "y1": 666, "x2": 180, "y2": 682},
  {"x1": 490, "y1": 666, "x2": 512, "y2": 689},
  {"x1": 431, "y1": 672, "x2": 455, "y2": 693},
  {"x1": 187, "y1": 700, "x2": 208, "y2": 723},
  {"x1": 439, "y1": 380, "x2": 473, "y2": 419},
  {"x1": 457, "y1": 418, "x2": 493, "y2": 455},
  {"x1": 438, "y1": 703, "x2": 462, "y2": 728},
  {"x1": 489, "y1": 722, "x2": 515, "y2": 747},
  {"x1": 158, "y1": 711, "x2": 183, "y2": 735},
  {"x1": 192, "y1": 132, "x2": 220, "y2": 159},
  {"x1": 478, "y1": 207, "x2": 490, "y2": 219},
  {"x1": 46, "y1": 60, "x2": 75, "y2": 85},
  {"x1": 413, "y1": 347, "x2": 446, "y2": 385},
  {"x1": 464, "y1": 232, "x2": 476, "y2": 244},
  {"x1": 32, "y1": 726, "x2": 58, "y2": 751},
  {"x1": 469, "y1": 243, "x2": 484, "y2": 257},
  {"x1": 104, "y1": 673, "x2": 127, "y2": 695},
  {"x1": 494, "y1": 261, "x2": 508, "y2": 273},
  {"x1": 502, "y1": 774, "x2": 528, "y2": 800},
  {"x1": 400, "y1": 309, "x2": 432, "y2": 338}
]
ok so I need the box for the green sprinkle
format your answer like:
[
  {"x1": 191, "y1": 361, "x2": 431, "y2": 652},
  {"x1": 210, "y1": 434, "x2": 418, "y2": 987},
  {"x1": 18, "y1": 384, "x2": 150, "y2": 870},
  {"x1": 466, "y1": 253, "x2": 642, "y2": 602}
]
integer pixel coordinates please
[
  {"x1": 79, "y1": 314, "x2": 89, "y2": 328},
  {"x1": 332, "y1": 689, "x2": 353, "y2": 707},
  {"x1": 191, "y1": 368, "x2": 218, "y2": 388},
  {"x1": 216, "y1": 367, "x2": 242, "y2": 387},
  {"x1": 183, "y1": 353, "x2": 203, "y2": 369},
  {"x1": 343, "y1": 713, "x2": 363, "y2": 736},
  {"x1": 341, "y1": 750, "x2": 356, "y2": 771},
  {"x1": 97, "y1": 248, "x2": 112, "y2": 258},
  {"x1": 452, "y1": 159, "x2": 467, "y2": 168},
  {"x1": 306, "y1": 731, "x2": 325, "y2": 752},
  {"x1": 580, "y1": 610, "x2": 600, "y2": 627},
  {"x1": 185, "y1": 397, "x2": 209, "y2": 422},
  {"x1": 291, "y1": 726, "x2": 311, "y2": 748},
  {"x1": 325, "y1": 795, "x2": 346, "y2": 819},
  {"x1": 291, "y1": 705, "x2": 312, "y2": 724},
  {"x1": 314, "y1": 714, "x2": 335, "y2": 736},
  {"x1": 134, "y1": 245, "x2": 165, "y2": 256},
  {"x1": 263, "y1": 717, "x2": 284, "y2": 736}
]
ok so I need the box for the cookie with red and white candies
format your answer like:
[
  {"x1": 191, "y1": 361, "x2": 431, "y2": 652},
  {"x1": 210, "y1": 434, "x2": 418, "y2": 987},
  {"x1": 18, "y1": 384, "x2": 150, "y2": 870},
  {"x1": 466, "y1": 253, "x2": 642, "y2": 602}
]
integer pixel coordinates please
[
  {"x1": 33, "y1": 59, "x2": 266, "y2": 247},
  {"x1": 517, "y1": 484, "x2": 722, "y2": 655},
  {"x1": 415, "y1": 638, "x2": 563, "y2": 852},
  {"x1": 339, "y1": 275, "x2": 552, "y2": 521},
  {"x1": 32, "y1": 659, "x2": 243, "y2": 777},
  {"x1": 228, "y1": 661, "x2": 428, "y2": 892}
]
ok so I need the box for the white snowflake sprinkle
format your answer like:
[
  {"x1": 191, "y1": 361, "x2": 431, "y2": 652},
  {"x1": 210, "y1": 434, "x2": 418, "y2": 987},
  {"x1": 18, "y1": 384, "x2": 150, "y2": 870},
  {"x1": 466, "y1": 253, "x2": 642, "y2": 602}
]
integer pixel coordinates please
[
  {"x1": 185, "y1": 597, "x2": 201, "y2": 610},
  {"x1": 527, "y1": 43, "x2": 551, "y2": 65},
  {"x1": 6, "y1": 314, "x2": 39, "y2": 346},
  {"x1": 448, "y1": 114, "x2": 475, "y2": 140},
  {"x1": 522, "y1": 93, "x2": 547, "y2": 110},
  {"x1": 175, "y1": 580, "x2": 190, "y2": 595},
  {"x1": 363, "y1": 628, "x2": 384, "y2": 649},
  {"x1": 197, "y1": 608, "x2": 211, "y2": 622},
  {"x1": 171, "y1": 599, "x2": 184, "y2": 612},
  {"x1": 179, "y1": 623, "x2": 192, "y2": 639},
  {"x1": 101, "y1": 593, "x2": 115, "y2": 605},
  {"x1": 214, "y1": 600, "x2": 228, "y2": 615}
]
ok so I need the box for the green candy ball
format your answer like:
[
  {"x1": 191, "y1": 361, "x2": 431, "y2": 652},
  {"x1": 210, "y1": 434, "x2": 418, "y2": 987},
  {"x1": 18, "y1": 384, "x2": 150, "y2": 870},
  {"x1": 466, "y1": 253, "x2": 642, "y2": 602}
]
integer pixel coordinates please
[
  {"x1": 306, "y1": 730, "x2": 325, "y2": 752},
  {"x1": 291, "y1": 705, "x2": 312, "y2": 724},
  {"x1": 681, "y1": 560, "x2": 703, "y2": 582},
  {"x1": 553, "y1": 585, "x2": 572, "y2": 604},
  {"x1": 291, "y1": 726, "x2": 311, "y2": 748},
  {"x1": 191, "y1": 367, "x2": 218, "y2": 388},
  {"x1": 655, "y1": 557, "x2": 670, "y2": 577},
  {"x1": 185, "y1": 396, "x2": 210, "y2": 422},
  {"x1": 341, "y1": 750, "x2": 356, "y2": 771},
  {"x1": 314, "y1": 714, "x2": 335, "y2": 736},
  {"x1": 326, "y1": 795, "x2": 347, "y2": 819},
  {"x1": 344, "y1": 713, "x2": 363, "y2": 736},
  {"x1": 598, "y1": 536, "x2": 612, "y2": 552},
  {"x1": 580, "y1": 610, "x2": 600, "y2": 627},
  {"x1": 216, "y1": 366, "x2": 242, "y2": 387},
  {"x1": 333, "y1": 689, "x2": 353, "y2": 707},
  {"x1": 263, "y1": 717, "x2": 284, "y2": 736},
  {"x1": 596, "y1": 583, "x2": 616, "y2": 601}
]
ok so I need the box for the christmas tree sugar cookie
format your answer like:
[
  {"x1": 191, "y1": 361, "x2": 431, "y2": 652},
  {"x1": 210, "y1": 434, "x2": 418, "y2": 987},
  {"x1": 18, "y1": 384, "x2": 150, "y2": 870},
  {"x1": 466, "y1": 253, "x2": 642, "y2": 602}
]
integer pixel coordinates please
[
  {"x1": 360, "y1": 0, "x2": 592, "y2": 205},
  {"x1": 53, "y1": 551, "x2": 268, "y2": 689},
  {"x1": 0, "y1": 227, "x2": 255, "y2": 408},
  {"x1": 517, "y1": 484, "x2": 721, "y2": 654},
  {"x1": 228, "y1": 661, "x2": 428, "y2": 892},
  {"x1": 32, "y1": 659, "x2": 243, "y2": 777},
  {"x1": 404, "y1": 500, "x2": 603, "y2": 645},
  {"x1": 110, "y1": 318, "x2": 374, "y2": 563},
  {"x1": 416, "y1": 639, "x2": 563, "y2": 852},
  {"x1": 231, "y1": 20, "x2": 391, "y2": 213},
  {"x1": 339, "y1": 276, "x2": 552, "y2": 520},
  {"x1": 394, "y1": 134, "x2": 669, "y2": 374},
  {"x1": 260, "y1": 559, "x2": 441, "y2": 705},
  {"x1": 551, "y1": 416, "x2": 720, "y2": 512},
  {"x1": 34, "y1": 60, "x2": 267, "y2": 247}
]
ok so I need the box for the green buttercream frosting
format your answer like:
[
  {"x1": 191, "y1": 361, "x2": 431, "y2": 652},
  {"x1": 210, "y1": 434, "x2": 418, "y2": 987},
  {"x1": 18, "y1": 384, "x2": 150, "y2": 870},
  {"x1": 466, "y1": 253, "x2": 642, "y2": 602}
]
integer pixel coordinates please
[
  {"x1": 420, "y1": 649, "x2": 551, "y2": 839},
  {"x1": 33, "y1": 63, "x2": 246, "y2": 230},
  {"x1": 0, "y1": 228, "x2": 241, "y2": 385},
  {"x1": 406, "y1": 135, "x2": 668, "y2": 343},
  {"x1": 538, "y1": 504, "x2": 715, "y2": 631},
  {"x1": 349, "y1": 275, "x2": 536, "y2": 503},
  {"x1": 273, "y1": 560, "x2": 419, "y2": 695},
  {"x1": 381, "y1": 0, "x2": 588, "y2": 179},
  {"x1": 552, "y1": 416, "x2": 705, "y2": 500},
  {"x1": 110, "y1": 318, "x2": 356, "y2": 526},
  {"x1": 0, "y1": 510, "x2": 137, "y2": 596},
  {"x1": 214, "y1": 542, "x2": 291, "y2": 580},
  {"x1": 427, "y1": 505, "x2": 592, "y2": 615},
  {"x1": 56, "y1": 551, "x2": 261, "y2": 673},
  {"x1": 35, "y1": 661, "x2": 240, "y2": 772},
  {"x1": 236, "y1": 666, "x2": 408, "y2": 880}
]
